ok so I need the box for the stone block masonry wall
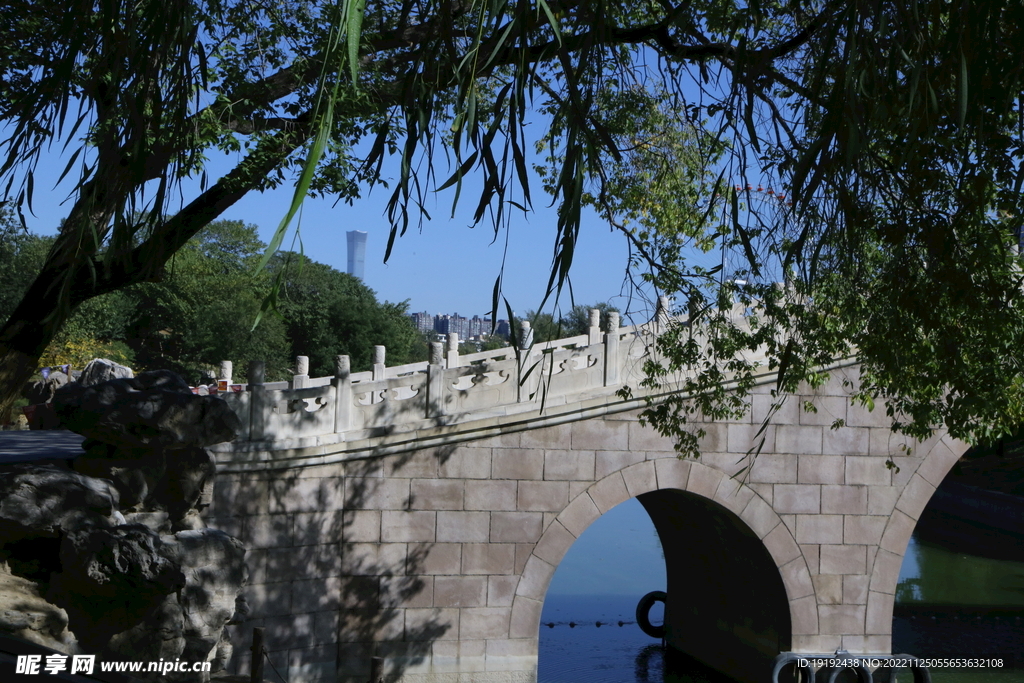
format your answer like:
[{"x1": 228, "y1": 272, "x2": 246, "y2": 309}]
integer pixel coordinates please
[{"x1": 206, "y1": 365, "x2": 969, "y2": 683}]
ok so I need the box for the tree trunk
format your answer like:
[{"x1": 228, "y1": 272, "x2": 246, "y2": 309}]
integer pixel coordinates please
[{"x1": 0, "y1": 278, "x2": 82, "y2": 420}]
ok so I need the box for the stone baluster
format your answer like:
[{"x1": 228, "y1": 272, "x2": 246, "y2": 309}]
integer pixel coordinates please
[
  {"x1": 517, "y1": 320, "x2": 534, "y2": 403},
  {"x1": 218, "y1": 361, "x2": 233, "y2": 385},
  {"x1": 427, "y1": 342, "x2": 446, "y2": 418},
  {"x1": 588, "y1": 308, "x2": 602, "y2": 346},
  {"x1": 656, "y1": 295, "x2": 672, "y2": 333},
  {"x1": 446, "y1": 333, "x2": 459, "y2": 369},
  {"x1": 247, "y1": 360, "x2": 265, "y2": 441},
  {"x1": 373, "y1": 346, "x2": 386, "y2": 381},
  {"x1": 333, "y1": 355, "x2": 352, "y2": 433},
  {"x1": 293, "y1": 355, "x2": 310, "y2": 389},
  {"x1": 604, "y1": 312, "x2": 621, "y2": 387}
]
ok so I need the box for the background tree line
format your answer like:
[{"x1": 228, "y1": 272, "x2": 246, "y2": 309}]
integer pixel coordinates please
[{"x1": 0, "y1": 212, "x2": 420, "y2": 384}]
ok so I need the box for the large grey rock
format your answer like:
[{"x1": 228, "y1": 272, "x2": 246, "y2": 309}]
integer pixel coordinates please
[
  {"x1": 0, "y1": 565, "x2": 77, "y2": 652},
  {"x1": 50, "y1": 525, "x2": 186, "y2": 652},
  {"x1": 22, "y1": 371, "x2": 69, "y2": 405},
  {"x1": 54, "y1": 370, "x2": 240, "y2": 449},
  {"x1": 79, "y1": 358, "x2": 134, "y2": 387},
  {"x1": 0, "y1": 464, "x2": 122, "y2": 544}
]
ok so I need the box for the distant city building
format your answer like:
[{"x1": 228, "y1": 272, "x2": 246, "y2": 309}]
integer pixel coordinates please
[
  {"x1": 410, "y1": 311, "x2": 434, "y2": 333},
  {"x1": 346, "y1": 231, "x2": 367, "y2": 280},
  {"x1": 494, "y1": 319, "x2": 511, "y2": 339},
  {"x1": 411, "y1": 312, "x2": 495, "y2": 340}
]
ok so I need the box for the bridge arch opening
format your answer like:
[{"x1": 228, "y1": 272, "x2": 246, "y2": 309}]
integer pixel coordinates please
[
  {"x1": 638, "y1": 487, "x2": 792, "y2": 683},
  {"x1": 529, "y1": 468, "x2": 794, "y2": 683}
]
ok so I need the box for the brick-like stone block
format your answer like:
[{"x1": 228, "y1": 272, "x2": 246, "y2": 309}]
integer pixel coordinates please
[
  {"x1": 488, "y1": 575, "x2": 519, "y2": 607},
  {"x1": 752, "y1": 393, "x2": 799, "y2": 425},
  {"x1": 410, "y1": 479, "x2": 465, "y2": 510},
  {"x1": 245, "y1": 582, "x2": 293, "y2": 617},
  {"x1": 773, "y1": 484, "x2": 821, "y2": 514},
  {"x1": 779, "y1": 557, "x2": 814, "y2": 599},
  {"x1": 434, "y1": 576, "x2": 488, "y2": 608},
  {"x1": 790, "y1": 595, "x2": 819, "y2": 635},
  {"x1": 385, "y1": 450, "x2": 439, "y2": 478},
  {"x1": 381, "y1": 574, "x2": 432, "y2": 608},
  {"x1": 245, "y1": 513, "x2": 293, "y2": 549},
  {"x1": 491, "y1": 450, "x2": 544, "y2": 480},
  {"x1": 696, "y1": 423, "x2": 729, "y2": 453},
  {"x1": 847, "y1": 402, "x2": 893, "y2": 428},
  {"x1": 843, "y1": 575, "x2": 870, "y2": 605},
  {"x1": 748, "y1": 453, "x2": 797, "y2": 484},
  {"x1": 800, "y1": 543, "x2": 819, "y2": 575},
  {"x1": 596, "y1": 450, "x2": 645, "y2": 479},
  {"x1": 509, "y1": 597, "x2": 544, "y2": 638},
  {"x1": 867, "y1": 486, "x2": 899, "y2": 516},
  {"x1": 791, "y1": 634, "x2": 843, "y2": 654},
  {"x1": 712, "y1": 475, "x2": 755, "y2": 517},
  {"x1": 879, "y1": 509, "x2": 916, "y2": 555},
  {"x1": 800, "y1": 395, "x2": 848, "y2": 427},
  {"x1": 533, "y1": 521, "x2": 576, "y2": 566},
  {"x1": 266, "y1": 544, "x2": 319, "y2": 579},
  {"x1": 292, "y1": 510, "x2": 345, "y2": 546},
  {"x1": 212, "y1": 476, "x2": 268, "y2": 516},
  {"x1": 894, "y1": 473, "x2": 937, "y2": 521},
  {"x1": 818, "y1": 604, "x2": 865, "y2": 635},
  {"x1": 728, "y1": 423, "x2": 777, "y2": 454},
  {"x1": 404, "y1": 607, "x2": 459, "y2": 641},
  {"x1": 543, "y1": 450, "x2": 596, "y2": 481},
  {"x1": 556, "y1": 491, "x2": 601, "y2": 537},
  {"x1": 654, "y1": 458, "x2": 690, "y2": 491},
  {"x1": 381, "y1": 510, "x2": 435, "y2": 542},
  {"x1": 762, "y1": 522, "x2": 801, "y2": 565},
  {"x1": 820, "y1": 485, "x2": 867, "y2": 515},
  {"x1": 627, "y1": 421, "x2": 676, "y2": 451},
  {"x1": 409, "y1": 543, "x2": 460, "y2": 575},
  {"x1": 588, "y1": 473, "x2": 630, "y2": 513},
  {"x1": 464, "y1": 480, "x2": 517, "y2": 511},
  {"x1": 812, "y1": 574, "x2": 842, "y2": 604},
  {"x1": 462, "y1": 544, "x2": 515, "y2": 575},
  {"x1": 437, "y1": 511, "x2": 491, "y2": 543},
  {"x1": 517, "y1": 480, "x2": 569, "y2": 512},
  {"x1": 844, "y1": 457, "x2": 892, "y2": 486},
  {"x1": 740, "y1": 495, "x2": 780, "y2": 540},
  {"x1": 438, "y1": 447, "x2": 491, "y2": 479},
  {"x1": 819, "y1": 544, "x2": 866, "y2": 575},
  {"x1": 621, "y1": 460, "x2": 658, "y2": 497},
  {"x1": 843, "y1": 515, "x2": 887, "y2": 545},
  {"x1": 291, "y1": 576, "x2": 341, "y2": 613},
  {"x1": 516, "y1": 556, "x2": 555, "y2": 600},
  {"x1": 571, "y1": 420, "x2": 628, "y2": 451},
  {"x1": 699, "y1": 452, "x2": 750, "y2": 478},
  {"x1": 915, "y1": 437, "x2": 965, "y2": 486},
  {"x1": 347, "y1": 477, "x2": 410, "y2": 510},
  {"x1": 460, "y1": 606, "x2": 510, "y2": 639},
  {"x1": 776, "y1": 425, "x2": 824, "y2": 455},
  {"x1": 686, "y1": 463, "x2": 723, "y2": 500},
  {"x1": 823, "y1": 427, "x2": 870, "y2": 456},
  {"x1": 490, "y1": 512, "x2": 544, "y2": 543},
  {"x1": 521, "y1": 425, "x2": 570, "y2": 449},
  {"x1": 795, "y1": 515, "x2": 843, "y2": 544},
  {"x1": 797, "y1": 454, "x2": 844, "y2": 484},
  {"x1": 868, "y1": 549, "x2": 903, "y2": 595},
  {"x1": 268, "y1": 476, "x2": 323, "y2": 513},
  {"x1": 865, "y1": 591, "x2": 894, "y2": 634}
]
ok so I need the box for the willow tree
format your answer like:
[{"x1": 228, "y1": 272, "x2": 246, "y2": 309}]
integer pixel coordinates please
[{"x1": 2, "y1": 1, "x2": 1024, "y2": 447}]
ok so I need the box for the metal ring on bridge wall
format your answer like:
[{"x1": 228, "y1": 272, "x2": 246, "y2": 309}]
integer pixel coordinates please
[
  {"x1": 635, "y1": 591, "x2": 667, "y2": 639},
  {"x1": 825, "y1": 664, "x2": 873, "y2": 682},
  {"x1": 770, "y1": 653, "x2": 815, "y2": 682}
]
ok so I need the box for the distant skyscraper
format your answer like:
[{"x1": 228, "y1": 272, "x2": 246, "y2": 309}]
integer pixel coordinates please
[{"x1": 346, "y1": 231, "x2": 367, "y2": 280}]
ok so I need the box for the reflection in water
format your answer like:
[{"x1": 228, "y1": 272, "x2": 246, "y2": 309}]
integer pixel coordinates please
[{"x1": 897, "y1": 534, "x2": 1024, "y2": 608}]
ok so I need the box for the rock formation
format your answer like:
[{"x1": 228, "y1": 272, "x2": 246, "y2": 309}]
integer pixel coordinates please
[{"x1": 0, "y1": 369, "x2": 246, "y2": 682}]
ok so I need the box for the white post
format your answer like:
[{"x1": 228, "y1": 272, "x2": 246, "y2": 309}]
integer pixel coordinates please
[
  {"x1": 373, "y1": 346, "x2": 386, "y2": 381},
  {"x1": 293, "y1": 355, "x2": 310, "y2": 389},
  {"x1": 588, "y1": 308, "x2": 602, "y2": 345},
  {"x1": 427, "y1": 342, "x2": 445, "y2": 418},
  {"x1": 247, "y1": 360, "x2": 265, "y2": 441},
  {"x1": 333, "y1": 355, "x2": 351, "y2": 433},
  {"x1": 604, "y1": 312, "x2": 621, "y2": 386},
  {"x1": 446, "y1": 333, "x2": 460, "y2": 369}
]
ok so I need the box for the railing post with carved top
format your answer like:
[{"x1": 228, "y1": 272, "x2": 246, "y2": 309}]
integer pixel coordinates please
[
  {"x1": 218, "y1": 360, "x2": 232, "y2": 385},
  {"x1": 247, "y1": 360, "x2": 265, "y2": 441},
  {"x1": 427, "y1": 342, "x2": 446, "y2": 419},
  {"x1": 446, "y1": 333, "x2": 459, "y2": 368},
  {"x1": 588, "y1": 308, "x2": 602, "y2": 346},
  {"x1": 604, "y1": 312, "x2": 620, "y2": 387},
  {"x1": 293, "y1": 355, "x2": 310, "y2": 389},
  {"x1": 372, "y1": 346, "x2": 385, "y2": 381},
  {"x1": 517, "y1": 320, "x2": 534, "y2": 403},
  {"x1": 333, "y1": 355, "x2": 351, "y2": 434}
]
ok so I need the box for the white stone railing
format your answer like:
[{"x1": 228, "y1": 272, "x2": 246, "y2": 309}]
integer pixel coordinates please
[{"x1": 212, "y1": 298, "x2": 764, "y2": 453}]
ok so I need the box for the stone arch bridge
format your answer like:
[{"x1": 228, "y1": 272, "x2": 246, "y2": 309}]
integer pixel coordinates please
[{"x1": 206, "y1": 306, "x2": 967, "y2": 683}]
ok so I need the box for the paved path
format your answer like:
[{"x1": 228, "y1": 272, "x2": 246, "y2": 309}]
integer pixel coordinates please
[{"x1": 0, "y1": 430, "x2": 85, "y2": 464}]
